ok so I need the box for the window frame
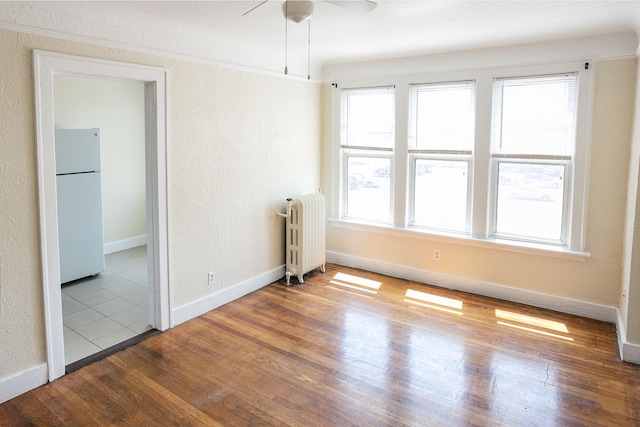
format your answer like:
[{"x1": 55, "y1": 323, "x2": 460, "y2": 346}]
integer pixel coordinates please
[
  {"x1": 407, "y1": 80, "x2": 476, "y2": 233},
  {"x1": 487, "y1": 72, "x2": 579, "y2": 246},
  {"x1": 338, "y1": 86, "x2": 396, "y2": 224},
  {"x1": 331, "y1": 60, "x2": 593, "y2": 255}
]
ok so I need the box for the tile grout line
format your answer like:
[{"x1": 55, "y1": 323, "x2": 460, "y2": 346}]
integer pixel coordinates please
[{"x1": 62, "y1": 246, "x2": 151, "y2": 364}]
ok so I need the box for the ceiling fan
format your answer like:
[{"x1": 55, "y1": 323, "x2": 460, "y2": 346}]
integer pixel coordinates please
[
  {"x1": 243, "y1": 0, "x2": 378, "y2": 22},
  {"x1": 243, "y1": 1, "x2": 377, "y2": 78}
]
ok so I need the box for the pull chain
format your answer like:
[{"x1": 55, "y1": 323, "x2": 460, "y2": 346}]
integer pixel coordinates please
[
  {"x1": 284, "y1": 1, "x2": 288, "y2": 75},
  {"x1": 307, "y1": 19, "x2": 311, "y2": 80}
]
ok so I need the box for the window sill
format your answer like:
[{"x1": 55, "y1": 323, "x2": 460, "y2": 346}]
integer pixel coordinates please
[{"x1": 328, "y1": 218, "x2": 590, "y2": 261}]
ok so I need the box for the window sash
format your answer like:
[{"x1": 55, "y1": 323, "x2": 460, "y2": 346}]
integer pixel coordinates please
[
  {"x1": 489, "y1": 159, "x2": 570, "y2": 245},
  {"x1": 408, "y1": 80, "x2": 476, "y2": 152},
  {"x1": 342, "y1": 151, "x2": 393, "y2": 224},
  {"x1": 410, "y1": 154, "x2": 472, "y2": 233},
  {"x1": 341, "y1": 86, "x2": 395, "y2": 150},
  {"x1": 491, "y1": 73, "x2": 578, "y2": 157}
]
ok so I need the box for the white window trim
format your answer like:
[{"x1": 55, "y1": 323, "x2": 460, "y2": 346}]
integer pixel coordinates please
[
  {"x1": 328, "y1": 218, "x2": 591, "y2": 260},
  {"x1": 330, "y1": 60, "x2": 595, "y2": 256}
]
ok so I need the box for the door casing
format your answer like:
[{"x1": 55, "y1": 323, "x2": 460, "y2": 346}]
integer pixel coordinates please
[{"x1": 33, "y1": 50, "x2": 170, "y2": 381}]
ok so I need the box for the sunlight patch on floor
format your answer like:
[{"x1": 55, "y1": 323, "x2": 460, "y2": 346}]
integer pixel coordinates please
[
  {"x1": 495, "y1": 309, "x2": 569, "y2": 333},
  {"x1": 329, "y1": 281, "x2": 378, "y2": 295},
  {"x1": 495, "y1": 309, "x2": 573, "y2": 341},
  {"x1": 496, "y1": 321, "x2": 574, "y2": 341},
  {"x1": 329, "y1": 272, "x2": 382, "y2": 295},
  {"x1": 333, "y1": 272, "x2": 382, "y2": 290},
  {"x1": 404, "y1": 289, "x2": 463, "y2": 316}
]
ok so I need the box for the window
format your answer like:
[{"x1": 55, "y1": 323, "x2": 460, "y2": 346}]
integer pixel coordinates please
[
  {"x1": 490, "y1": 74, "x2": 577, "y2": 244},
  {"x1": 340, "y1": 87, "x2": 394, "y2": 223},
  {"x1": 408, "y1": 81, "x2": 475, "y2": 232},
  {"x1": 334, "y1": 61, "x2": 591, "y2": 253}
]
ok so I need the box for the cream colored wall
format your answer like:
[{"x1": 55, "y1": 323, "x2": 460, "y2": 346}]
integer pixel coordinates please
[
  {"x1": 53, "y1": 75, "x2": 146, "y2": 247},
  {"x1": 325, "y1": 58, "x2": 637, "y2": 307},
  {"x1": 622, "y1": 59, "x2": 640, "y2": 345},
  {"x1": 168, "y1": 61, "x2": 321, "y2": 306},
  {"x1": 0, "y1": 28, "x2": 321, "y2": 382},
  {"x1": 320, "y1": 84, "x2": 333, "y2": 212},
  {"x1": 0, "y1": 30, "x2": 46, "y2": 380}
]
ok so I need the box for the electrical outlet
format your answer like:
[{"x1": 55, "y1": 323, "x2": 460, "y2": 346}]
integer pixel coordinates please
[
  {"x1": 208, "y1": 271, "x2": 215, "y2": 286},
  {"x1": 433, "y1": 250, "x2": 441, "y2": 261}
]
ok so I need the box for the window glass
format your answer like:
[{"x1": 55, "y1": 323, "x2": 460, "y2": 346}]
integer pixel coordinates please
[
  {"x1": 345, "y1": 156, "x2": 391, "y2": 222},
  {"x1": 495, "y1": 162, "x2": 565, "y2": 241},
  {"x1": 343, "y1": 88, "x2": 395, "y2": 149},
  {"x1": 492, "y1": 75, "x2": 577, "y2": 156},
  {"x1": 410, "y1": 82, "x2": 475, "y2": 151},
  {"x1": 413, "y1": 159, "x2": 469, "y2": 232}
]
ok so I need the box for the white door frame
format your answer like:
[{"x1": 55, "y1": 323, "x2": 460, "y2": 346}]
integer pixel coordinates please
[{"x1": 33, "y1": 50, "x2": 170, "y2": 381}]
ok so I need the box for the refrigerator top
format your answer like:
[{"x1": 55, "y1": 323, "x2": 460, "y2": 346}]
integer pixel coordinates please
[{"x1": 55, "y1": 129, "x2": 101, "y2": 175}]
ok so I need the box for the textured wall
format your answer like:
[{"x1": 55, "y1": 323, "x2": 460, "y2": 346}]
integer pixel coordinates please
[
  {"x1": 0, "y1": 28, "x2": 321, "y2": 381},
  {"x1": 621, "y1": 59, "x2": 640, "y2": 344},
  {"x1": 588, "y1": 60, "x2": 637, "y2": 270},
  {"x1": 630, "y1": 63, "x2": 640, "y2": 344},
  {"x1": 167, "y1": 62, "x2": 322, "y2": 306},
  {"x1": 325, "y1": 58, "x2": 637, "y2": 307},
  {"x1": 0, "y1": 29, "x2": 46, "y2": 379}
]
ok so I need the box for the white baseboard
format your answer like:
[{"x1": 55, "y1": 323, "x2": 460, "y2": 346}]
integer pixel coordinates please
[
  {"x1": 104, "y1": 235, "x2": 146, "y2": 255},
  {"x1": 0, "y1": 364, "x2": 48, "y2": 404},
  {"x1": 616, "y1": 309, "x2": 640, "y2": 364},
  {"x1": 327, "y1": 251, "x2": 617, "y2": 323},
  {"x1": 172, "y1": 265, "x2": 286, "y2": 327},
  {"x1": 620, "y1": 341, "x2": 640, "y2": 364},
  {"x1": 0, "y1": 266, "x2": 284, "y2": 403}
]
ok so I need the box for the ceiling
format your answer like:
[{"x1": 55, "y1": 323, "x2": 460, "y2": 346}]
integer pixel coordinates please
[{"x1": 1, "y1": 1, "x2": 639, "y2": 80}]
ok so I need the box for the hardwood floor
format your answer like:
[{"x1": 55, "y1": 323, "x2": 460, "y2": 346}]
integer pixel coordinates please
[{"x1": 3, "y1": 264, "x2": 640, "y2": 426}]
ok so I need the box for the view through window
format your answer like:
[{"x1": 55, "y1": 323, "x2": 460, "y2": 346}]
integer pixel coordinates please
[
  {"x1": 341, "y1": 87, "x2": 394, "y2": 223},
  {"x1": 491, "y1": 74, "x2": 576, "y2": 243},
  {"x1": 409, "y1": 81, "x2": 475, "y2": 232}
]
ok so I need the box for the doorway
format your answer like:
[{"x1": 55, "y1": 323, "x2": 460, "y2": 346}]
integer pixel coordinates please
[
  {"x1": 53, "y1": 76, "x2": 150, "y2": 365},
  {"x1": 34, "y1": 51, "x2": 170, "y2": 381}
]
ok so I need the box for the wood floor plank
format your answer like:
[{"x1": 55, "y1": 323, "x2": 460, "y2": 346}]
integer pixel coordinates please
[
  {"x1": 30, "y1": 386, "x2": 82, "y2": 426},
  {"x1": 41, "y1": 374, "x2": 117, "y2": 426},
  {"x1": 168, "y1": 321, "x2": 354, "y2": 426},
  {"x1": 3, "y1": 263, "x2": 640, "y2": 426},
  {"x1": 0, "y1": 401, "x2": 30, "y2": 427},
  {"x1": 75, "y1": 359, "x2": 181, "y2": 426},
  {"x1": 123, "y1": 326, "x2": 314, "y2": 426},
  {"x1": 198, "y1": 304, "x2": 466, "y2": 425}
]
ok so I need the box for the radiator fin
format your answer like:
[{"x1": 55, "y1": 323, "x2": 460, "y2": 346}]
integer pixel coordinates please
[{"x1": 285, "y1": 193, "x2": 326, "y2": 285}]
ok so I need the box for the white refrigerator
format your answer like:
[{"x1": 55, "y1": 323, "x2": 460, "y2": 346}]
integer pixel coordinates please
[{"x1": 55, "y1": 129, "x2": 105, "y2": 284}]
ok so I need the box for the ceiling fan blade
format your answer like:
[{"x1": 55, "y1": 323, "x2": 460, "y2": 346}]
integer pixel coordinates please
[
  {"x1": 243, "y1": 0, "x2": 270, "y2": 16},
  {"x1": 325, "y1": 0, "x2": 377, "y2": 13}
]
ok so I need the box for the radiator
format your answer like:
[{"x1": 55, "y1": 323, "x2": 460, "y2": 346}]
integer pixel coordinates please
[{"x1": 278, "y1": 193, "x2": 326, "y2": 286}]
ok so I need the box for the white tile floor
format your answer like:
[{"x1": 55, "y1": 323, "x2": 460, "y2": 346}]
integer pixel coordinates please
[{"x1": 62, "y1": 246, "x2": 152, "y2": 365}]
